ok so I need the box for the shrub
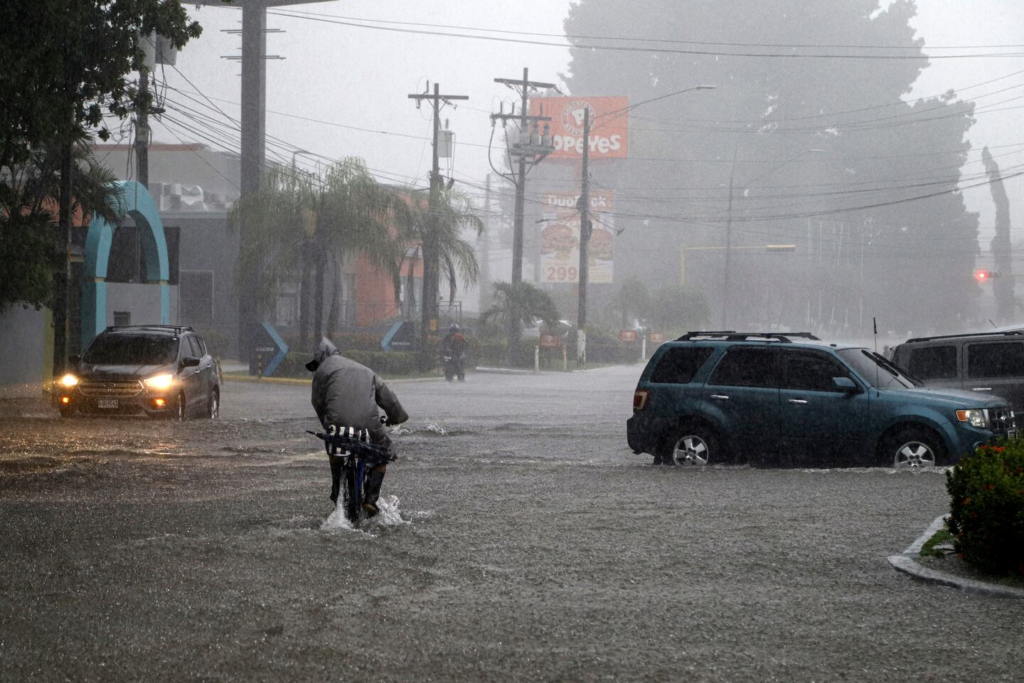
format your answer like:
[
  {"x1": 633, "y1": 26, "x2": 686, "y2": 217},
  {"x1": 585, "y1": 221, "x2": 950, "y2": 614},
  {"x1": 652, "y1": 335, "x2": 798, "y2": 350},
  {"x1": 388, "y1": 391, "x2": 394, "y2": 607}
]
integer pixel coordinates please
[
  {"x1": 262, "y1": 350, "x2": 420, "y2": 378},
  {"x1": 946, "y1": 441, "x2": 1024, "y2": 576}
]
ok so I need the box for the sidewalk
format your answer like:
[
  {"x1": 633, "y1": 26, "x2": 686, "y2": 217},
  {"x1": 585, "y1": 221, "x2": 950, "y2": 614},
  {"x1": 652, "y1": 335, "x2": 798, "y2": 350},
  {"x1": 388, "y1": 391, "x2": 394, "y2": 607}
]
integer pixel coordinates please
[{"x1": 888, "y1": 515, "x2": 1024, "y2": 599}]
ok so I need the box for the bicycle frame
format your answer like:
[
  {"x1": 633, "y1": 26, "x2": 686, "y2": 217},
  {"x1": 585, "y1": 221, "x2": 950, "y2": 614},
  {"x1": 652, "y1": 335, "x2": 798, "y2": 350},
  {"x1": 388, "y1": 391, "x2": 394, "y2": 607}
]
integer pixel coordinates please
[{"x1": 308, "y1": 427, "x2": 390, "y2": 527}]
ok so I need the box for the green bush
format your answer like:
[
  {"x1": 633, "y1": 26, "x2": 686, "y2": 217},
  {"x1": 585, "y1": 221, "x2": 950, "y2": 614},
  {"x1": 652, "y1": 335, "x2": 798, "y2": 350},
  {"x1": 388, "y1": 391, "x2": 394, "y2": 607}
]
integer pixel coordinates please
[{"x1": 946, "y1": 441, "x2": 1024, "y2": 576}]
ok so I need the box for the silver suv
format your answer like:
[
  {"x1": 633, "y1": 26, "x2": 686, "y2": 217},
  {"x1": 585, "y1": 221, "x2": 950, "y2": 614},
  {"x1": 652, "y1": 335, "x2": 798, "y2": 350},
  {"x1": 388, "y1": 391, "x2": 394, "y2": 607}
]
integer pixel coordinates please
[{"x1": 890, "y1": 331, "x2": 1024, "y2": 414}]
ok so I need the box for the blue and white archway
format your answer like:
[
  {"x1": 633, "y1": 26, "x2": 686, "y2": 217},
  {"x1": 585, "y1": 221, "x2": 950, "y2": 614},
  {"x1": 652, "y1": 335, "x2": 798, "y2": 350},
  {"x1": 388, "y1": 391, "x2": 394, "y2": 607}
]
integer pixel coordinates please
[{"x1": 81, "y1": 181, "x2": 170, "y2": 349}]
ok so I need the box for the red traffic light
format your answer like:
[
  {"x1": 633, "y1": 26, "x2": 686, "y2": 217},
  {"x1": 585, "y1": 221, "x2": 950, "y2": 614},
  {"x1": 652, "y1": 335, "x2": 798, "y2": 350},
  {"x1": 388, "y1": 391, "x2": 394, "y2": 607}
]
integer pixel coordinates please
[{"x1": 975, "y1": 269, "x2": 997, "y2": 281}]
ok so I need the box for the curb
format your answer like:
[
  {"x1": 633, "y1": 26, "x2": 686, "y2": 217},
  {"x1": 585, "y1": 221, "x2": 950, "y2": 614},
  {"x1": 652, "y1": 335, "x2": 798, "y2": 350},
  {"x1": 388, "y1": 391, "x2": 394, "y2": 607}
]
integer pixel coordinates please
[
  {"x1": 222, "y1": 373, "x2": 444, "y2": 386},
  {"x1": 888, "y1": 515, "x2": 1024, "y2": 599},
  {"x1": 473, "y1": 367, "x2": 539, "y2": 375}
]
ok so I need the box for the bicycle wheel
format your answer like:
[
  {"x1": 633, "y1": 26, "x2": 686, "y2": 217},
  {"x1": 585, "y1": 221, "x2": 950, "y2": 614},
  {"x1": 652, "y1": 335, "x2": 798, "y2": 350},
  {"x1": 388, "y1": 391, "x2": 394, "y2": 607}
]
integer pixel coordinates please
[{"x1": 343, "y1": 459, "x2": 367, "y2": 527}]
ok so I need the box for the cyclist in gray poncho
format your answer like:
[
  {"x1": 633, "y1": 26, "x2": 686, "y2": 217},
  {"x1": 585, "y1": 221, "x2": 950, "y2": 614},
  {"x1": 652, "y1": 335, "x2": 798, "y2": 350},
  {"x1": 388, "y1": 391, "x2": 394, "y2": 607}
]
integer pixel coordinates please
[{"x1": 307, "y1": 338, "x2": 409, "y2": 515}]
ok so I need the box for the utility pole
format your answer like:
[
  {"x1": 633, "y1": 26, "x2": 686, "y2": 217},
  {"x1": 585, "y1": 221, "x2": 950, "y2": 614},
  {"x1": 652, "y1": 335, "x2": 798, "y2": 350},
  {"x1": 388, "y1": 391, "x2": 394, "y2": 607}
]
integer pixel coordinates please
[
  {"x1": 575, "y1": 108, "x2": 592, "y2": 367},
  {"x1": 721, "y1": 146, "x2": 737, "y2": 329},
  {"x1": 408, "y1": 82, "x2": 468, "y2": 359},
  {"x1": 491, "y1": 68, "x2": 556, "y2": 284},
  {"x1": 479, "y1": 174, "x2": 492, "y2": 312}
]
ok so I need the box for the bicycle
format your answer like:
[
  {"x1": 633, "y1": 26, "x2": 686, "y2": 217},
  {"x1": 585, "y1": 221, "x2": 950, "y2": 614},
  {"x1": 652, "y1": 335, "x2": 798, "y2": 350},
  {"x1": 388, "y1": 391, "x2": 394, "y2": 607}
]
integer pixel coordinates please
[{"x1": 308, "y1": 422, "x2": 392, "y2": 528}]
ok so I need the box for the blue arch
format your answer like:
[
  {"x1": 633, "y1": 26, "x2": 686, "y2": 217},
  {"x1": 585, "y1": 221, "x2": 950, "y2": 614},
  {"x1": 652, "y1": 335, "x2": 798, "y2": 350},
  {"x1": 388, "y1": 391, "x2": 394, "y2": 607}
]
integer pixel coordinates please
[{"x1": 81, "y1": 181, "x2": 170, "y2": 349}]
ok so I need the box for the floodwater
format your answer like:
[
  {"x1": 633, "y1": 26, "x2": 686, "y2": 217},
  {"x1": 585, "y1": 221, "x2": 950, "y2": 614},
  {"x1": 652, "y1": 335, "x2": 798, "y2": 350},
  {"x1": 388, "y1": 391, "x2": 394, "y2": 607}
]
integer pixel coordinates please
[{"x1": 1, "y1": 367, "x2": 1021, "y2": 681}]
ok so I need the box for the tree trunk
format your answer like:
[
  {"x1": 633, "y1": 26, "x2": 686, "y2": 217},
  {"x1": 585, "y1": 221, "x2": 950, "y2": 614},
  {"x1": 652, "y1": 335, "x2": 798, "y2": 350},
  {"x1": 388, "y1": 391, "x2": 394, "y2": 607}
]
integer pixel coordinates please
[
  {"x1": 419, "y1": 243, "x2": 435, "y2": 369},
  {"x1": 298, "y1": 240, "x2": 312, "y2": 352},
  {"x1": 326, "y1": 254, "x2": 341, "y2": 335},
  {"x1": 313, "y1": 238, "x2": 327, "y2": 343},
  {"x1": 51, "y1": 136, "x2": 74, "y2": 376}
]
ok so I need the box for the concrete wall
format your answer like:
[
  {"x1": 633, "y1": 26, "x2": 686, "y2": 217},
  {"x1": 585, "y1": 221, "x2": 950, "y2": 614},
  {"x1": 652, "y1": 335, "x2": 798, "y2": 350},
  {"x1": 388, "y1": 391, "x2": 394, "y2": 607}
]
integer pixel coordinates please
[
  {"x1": 0, "y1": 306, "x2": 49, "y2": 396},
  {"x1": 164, "y1": 212, "x2": 240, "y2": 358},
  {"x1": 105, "y1": 284, "x2": 179, "y2": 327}
]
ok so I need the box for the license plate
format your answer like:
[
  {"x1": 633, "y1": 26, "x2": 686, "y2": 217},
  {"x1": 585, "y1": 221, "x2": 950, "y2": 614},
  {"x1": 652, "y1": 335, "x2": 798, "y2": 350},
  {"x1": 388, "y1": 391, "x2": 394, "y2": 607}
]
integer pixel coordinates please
[{"x1": 97, "y1": 399, "x2": 119, "y2": 409}]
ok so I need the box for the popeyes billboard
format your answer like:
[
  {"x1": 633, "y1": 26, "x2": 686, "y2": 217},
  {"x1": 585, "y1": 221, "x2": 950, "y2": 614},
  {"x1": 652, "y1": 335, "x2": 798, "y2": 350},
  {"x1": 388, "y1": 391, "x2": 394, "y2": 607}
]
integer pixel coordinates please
[
  {"x1": 529, "y1": 97, "x2": 629, "y2": 160},
  {"x1": 540, "y1": 191, "x2": 615, "y2": 284}
]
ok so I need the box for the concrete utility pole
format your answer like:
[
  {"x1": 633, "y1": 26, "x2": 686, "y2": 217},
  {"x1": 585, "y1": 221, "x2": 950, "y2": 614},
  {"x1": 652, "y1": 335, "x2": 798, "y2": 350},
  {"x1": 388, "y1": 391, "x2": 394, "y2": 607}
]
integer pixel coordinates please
[
  {"x1": 193, "y1": 0, "x2": 330, "y2": 360},
  {"x1": 408, "y1": 82, "x2": 468, "y2": 354},
  {"x1": 575, "y1": 108, "x2": 591, "y2": 366},
  {"x1": 491, "y1": 68, "x2": 556, "y2": 284},
  {"x1": 721, "y1": 147, "x2": 737, "y2": 329}
]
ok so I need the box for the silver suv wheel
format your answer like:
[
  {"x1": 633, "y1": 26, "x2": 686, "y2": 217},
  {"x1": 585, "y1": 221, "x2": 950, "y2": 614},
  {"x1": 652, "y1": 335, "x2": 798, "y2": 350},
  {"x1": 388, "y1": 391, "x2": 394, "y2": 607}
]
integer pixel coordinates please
[
  {"x1": 671, "y1": 435, "x2": 711, "y2": 466},
  {"x1": 893, "y1": 440, "x2": 936, "y2": 468}
]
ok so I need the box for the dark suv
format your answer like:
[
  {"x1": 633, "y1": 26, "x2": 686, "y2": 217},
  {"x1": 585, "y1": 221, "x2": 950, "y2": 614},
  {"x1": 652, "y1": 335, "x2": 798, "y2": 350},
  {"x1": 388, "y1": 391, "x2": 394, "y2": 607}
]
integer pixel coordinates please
[
  {"x1": 890, "y1": 331, "x2": 1024, "y2": 414},
  {"x1": 627, "y1": 332, "x2": 1015, "y2": 468},
  {"x1": 55, "y1": 326, "x2": 221, "y2": 420}
]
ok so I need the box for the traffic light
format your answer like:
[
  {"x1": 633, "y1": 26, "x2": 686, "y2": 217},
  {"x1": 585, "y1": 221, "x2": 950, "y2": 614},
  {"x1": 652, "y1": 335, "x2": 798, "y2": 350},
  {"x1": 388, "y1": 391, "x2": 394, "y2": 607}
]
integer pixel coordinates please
[{"x1": 974, "y1": 269, "x2": 1000, "y2": 281}]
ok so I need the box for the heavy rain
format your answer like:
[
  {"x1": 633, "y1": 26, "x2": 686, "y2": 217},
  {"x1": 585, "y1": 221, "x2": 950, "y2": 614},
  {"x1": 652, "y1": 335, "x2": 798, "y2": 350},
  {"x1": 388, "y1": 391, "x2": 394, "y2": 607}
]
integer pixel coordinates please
[{"x1": 2, "y1": 1, "x2": 1023, "y2": 681}]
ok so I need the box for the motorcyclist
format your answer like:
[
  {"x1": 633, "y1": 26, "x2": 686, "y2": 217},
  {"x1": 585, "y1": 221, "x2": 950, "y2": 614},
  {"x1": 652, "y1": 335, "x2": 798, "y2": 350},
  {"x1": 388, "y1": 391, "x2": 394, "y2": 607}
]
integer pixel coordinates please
[
  {"x1": 441, "y1": 324, "x2": 468, "y2": 382},
  {"x1": 307, "y1": 337, "x2": 409, "y2": 516}
]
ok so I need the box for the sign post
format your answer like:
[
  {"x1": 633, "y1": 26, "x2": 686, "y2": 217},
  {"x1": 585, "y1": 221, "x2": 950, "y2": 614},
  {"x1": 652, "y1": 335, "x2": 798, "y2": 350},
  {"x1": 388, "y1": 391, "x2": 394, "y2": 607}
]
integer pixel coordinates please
[{"x1": 249, "y1": 322, "x2": 288, "y2": 378}]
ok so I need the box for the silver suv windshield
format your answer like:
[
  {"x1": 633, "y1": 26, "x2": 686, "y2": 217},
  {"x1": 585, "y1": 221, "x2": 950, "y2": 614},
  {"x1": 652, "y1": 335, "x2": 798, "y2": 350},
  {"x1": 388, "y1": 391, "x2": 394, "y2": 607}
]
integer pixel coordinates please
[{"x1": 837, "y1": 348, "x2": 921, "y2": 390}]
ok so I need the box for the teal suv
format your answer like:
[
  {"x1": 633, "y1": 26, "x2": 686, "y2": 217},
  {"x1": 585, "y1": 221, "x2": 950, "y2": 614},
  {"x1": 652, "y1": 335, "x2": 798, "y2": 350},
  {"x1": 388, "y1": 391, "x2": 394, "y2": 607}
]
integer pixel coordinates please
[{"x1": 626, "y1": 332, "x2": 1016, "y2": 468}]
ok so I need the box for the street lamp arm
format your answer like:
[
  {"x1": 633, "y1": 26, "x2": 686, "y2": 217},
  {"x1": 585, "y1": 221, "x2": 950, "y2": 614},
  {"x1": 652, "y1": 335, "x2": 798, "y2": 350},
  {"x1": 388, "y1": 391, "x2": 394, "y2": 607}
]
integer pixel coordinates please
[{"x1": 593, "y1": 84, "x2": 716, "y2": 127}]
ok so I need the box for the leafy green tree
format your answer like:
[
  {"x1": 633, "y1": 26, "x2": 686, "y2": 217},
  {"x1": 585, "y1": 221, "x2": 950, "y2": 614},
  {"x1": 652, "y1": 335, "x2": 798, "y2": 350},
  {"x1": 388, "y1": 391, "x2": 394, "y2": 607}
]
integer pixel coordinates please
[
  {"x1": 481, "y1": 281, "x2": 561, "y2": 365},
  {"x1": 563, "y1": 0, "x2": 978, "y2": 334},
  {"x1": 230, "y1": 159, "x2": 409, "y2": 351},
  {"x1": 983, "y1": 147, "x2": 1014, "y2": 322},
  {"x1": 0, "y1": 0, "x2": 201, "y2": 368},
  {"x1": 0, "y1": 141, "x2": 122, "y2": 311},
  {"x1": 0, "y1": 0, "x2": 200, "y2": 172}
]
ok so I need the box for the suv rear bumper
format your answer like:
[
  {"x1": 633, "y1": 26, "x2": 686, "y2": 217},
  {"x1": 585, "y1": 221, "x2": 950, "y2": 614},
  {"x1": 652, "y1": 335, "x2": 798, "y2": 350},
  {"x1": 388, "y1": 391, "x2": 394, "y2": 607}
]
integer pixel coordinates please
[{"x1": 627, "y1": 414, "x2": 662, "y2": 455}]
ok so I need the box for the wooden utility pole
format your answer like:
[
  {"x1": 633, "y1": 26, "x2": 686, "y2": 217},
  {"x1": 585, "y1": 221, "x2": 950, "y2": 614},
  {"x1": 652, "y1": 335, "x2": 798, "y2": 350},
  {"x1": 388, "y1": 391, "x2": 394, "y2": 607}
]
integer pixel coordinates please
[
  {"x1": 492, "y1": 68, "x2": 556, "y2": 284},
  {"x1": 575, "y1": 108, "x2": 591, "y2": 367},
  {"x1": 408, "y1": 82, "x2": 468, "y2": 359}
]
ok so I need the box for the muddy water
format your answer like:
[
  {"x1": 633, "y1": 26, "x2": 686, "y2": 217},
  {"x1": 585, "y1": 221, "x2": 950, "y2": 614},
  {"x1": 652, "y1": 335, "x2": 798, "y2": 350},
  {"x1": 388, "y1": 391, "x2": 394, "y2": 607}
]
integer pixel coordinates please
[{"x1": 1, "y1": 368, "x2": 1021, "y2": 682}]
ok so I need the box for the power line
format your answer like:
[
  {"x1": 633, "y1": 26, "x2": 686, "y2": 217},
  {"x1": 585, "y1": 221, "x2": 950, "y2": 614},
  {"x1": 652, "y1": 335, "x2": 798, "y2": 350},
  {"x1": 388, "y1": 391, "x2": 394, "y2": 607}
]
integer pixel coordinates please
[{"x1": 270, "y1": 8, "x2": 1024, "y2": 59}]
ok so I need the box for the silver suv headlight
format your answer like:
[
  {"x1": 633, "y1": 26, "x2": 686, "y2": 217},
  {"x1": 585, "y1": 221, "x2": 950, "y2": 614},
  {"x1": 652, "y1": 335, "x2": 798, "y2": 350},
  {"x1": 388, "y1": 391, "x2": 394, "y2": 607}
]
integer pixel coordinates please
[{"x1": 956, "y1": 409, "x2": 988, "y2": 429}]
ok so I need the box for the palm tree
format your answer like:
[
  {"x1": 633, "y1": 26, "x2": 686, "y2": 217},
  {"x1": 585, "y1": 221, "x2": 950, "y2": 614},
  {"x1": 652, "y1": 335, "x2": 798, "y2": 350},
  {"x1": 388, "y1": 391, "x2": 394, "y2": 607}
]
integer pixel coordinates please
[
  {"x1": 397, "y1": 186, "x2": 484, "y2": 358},
  {"x1": 481, "y1": 281, "x2": 560, "y2": 365},
  {"x1": 231, "y1": 158, "x2": 409, "y2": 351}
]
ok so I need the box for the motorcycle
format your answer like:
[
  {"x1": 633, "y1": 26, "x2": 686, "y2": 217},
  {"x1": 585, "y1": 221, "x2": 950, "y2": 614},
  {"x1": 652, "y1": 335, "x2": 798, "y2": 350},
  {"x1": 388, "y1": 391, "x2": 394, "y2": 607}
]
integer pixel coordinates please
[{"x1": 443, "y1": 353, "x2": 465, "y2": 382}]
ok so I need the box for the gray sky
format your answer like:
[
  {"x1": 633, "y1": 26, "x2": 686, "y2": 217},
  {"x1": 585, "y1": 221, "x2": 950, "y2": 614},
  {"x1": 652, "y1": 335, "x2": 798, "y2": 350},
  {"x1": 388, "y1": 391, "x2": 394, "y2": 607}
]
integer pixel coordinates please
[{"x1": 151, "y1": 1, "x2": 1023, "y2": 246}]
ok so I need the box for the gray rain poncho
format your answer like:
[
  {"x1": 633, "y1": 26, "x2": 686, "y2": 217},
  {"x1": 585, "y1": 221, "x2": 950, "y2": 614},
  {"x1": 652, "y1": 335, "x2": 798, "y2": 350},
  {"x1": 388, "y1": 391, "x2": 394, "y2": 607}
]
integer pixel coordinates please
[{"x1": 308, "y1": 338, "x2": 409, "y2": 442}]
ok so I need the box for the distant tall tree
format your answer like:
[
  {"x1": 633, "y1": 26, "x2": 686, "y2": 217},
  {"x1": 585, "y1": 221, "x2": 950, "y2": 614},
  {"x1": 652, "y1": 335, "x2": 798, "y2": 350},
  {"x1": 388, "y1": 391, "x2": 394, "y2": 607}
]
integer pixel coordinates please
[
  {"x1": 651, "y1": 285, "x2": 710, "y2": 335},
  {"x1": 982, "y1": 147, "x2": 1014, "y2": 322},
  {"x1": 564, "y1": 0, "x2": 978, "y2": 334},
  {"x1": 610, "y1": 276, "x2": 653, "y2": 329}
]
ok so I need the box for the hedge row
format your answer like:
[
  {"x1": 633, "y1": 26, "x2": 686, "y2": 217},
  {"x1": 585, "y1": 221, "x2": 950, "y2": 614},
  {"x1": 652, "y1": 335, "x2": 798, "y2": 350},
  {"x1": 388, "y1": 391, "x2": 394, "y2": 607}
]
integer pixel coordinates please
[
  {"x1": 270, "y1": 351, "x2": 419, "y2": 378},
  {"x1": 946, "y1": 441, "x2": 1024, "y2": 577}
]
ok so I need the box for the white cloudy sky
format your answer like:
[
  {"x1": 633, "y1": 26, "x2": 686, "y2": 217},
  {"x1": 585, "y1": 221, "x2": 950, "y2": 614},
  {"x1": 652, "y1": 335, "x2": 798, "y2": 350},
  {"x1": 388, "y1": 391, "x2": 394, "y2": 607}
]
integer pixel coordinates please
[{"x1": 148, "y1": 1, "x2": 1024, "y2": 244}]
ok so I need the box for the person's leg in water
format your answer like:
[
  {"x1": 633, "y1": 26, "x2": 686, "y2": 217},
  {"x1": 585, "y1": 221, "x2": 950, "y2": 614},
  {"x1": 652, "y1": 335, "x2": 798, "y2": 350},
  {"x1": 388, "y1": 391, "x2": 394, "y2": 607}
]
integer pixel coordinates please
[
  {"x1": 363, "y1": 465, "x2": 386, "y2": 516},
  {"x1": 329, "y1": 454, "x2": 346, "y2": 503}
]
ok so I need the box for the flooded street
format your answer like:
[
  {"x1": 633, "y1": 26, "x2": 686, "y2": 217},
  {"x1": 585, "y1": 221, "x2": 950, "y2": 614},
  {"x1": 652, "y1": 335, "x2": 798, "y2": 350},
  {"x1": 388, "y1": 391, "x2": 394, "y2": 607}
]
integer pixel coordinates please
[{"x1": 1, "y1": 366, "x2": 1021, "y2": 682}]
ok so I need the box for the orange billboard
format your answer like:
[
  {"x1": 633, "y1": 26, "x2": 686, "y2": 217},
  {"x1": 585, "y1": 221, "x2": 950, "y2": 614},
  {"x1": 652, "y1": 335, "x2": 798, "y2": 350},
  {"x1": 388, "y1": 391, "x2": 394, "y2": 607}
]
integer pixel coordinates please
[{"x1": 530, "y1": 96, "x2": 630, "y2": 160}]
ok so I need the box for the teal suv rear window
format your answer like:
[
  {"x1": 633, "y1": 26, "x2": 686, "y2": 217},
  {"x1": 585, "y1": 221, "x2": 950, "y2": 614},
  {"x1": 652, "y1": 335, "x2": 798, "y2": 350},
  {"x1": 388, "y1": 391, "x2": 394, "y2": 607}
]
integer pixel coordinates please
[{"x1": 650, "y1": 347, "x2": 714, "y2": 384}]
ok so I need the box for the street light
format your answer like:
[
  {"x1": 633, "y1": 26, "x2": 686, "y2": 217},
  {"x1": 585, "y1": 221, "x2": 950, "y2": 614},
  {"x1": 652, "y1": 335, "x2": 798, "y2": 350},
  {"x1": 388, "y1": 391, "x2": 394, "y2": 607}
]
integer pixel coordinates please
[
  {"x1": 721, "y1": 147, "x2": 825, "y2": 329},
  {"x1": 290, "y1": 149, "x2": 315, "y2": 174}
]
